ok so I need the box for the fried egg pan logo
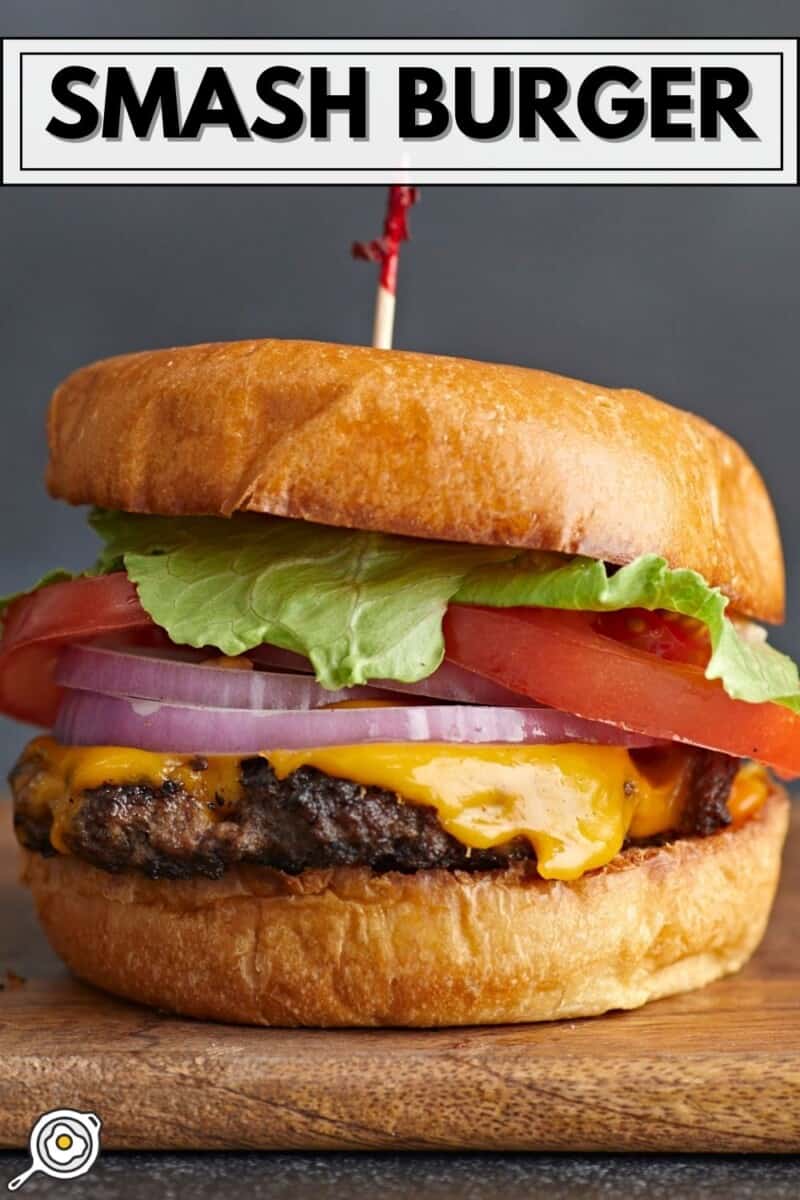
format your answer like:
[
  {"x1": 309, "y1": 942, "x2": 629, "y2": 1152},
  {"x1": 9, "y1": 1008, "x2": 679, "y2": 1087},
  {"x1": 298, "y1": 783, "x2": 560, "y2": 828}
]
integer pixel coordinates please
[{"x1": 7, "y1": 1109, "x2": 102, "y2": 1190}]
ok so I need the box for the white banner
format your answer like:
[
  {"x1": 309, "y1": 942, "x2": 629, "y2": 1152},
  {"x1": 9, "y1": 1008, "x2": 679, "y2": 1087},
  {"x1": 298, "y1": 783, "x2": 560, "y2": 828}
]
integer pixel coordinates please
[{"x1": 2, "y1": 38, "x2": 797, "y2": 184}]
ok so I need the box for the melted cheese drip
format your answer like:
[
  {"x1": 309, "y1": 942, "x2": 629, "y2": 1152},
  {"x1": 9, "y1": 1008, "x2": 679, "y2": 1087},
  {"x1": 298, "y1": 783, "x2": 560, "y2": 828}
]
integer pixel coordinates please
[
  {"x1": 18, "y1": 737, "x2": 766, "y2": 880},
  {"x1": 268, "y1": 743, "x2": 695, "y2": 879}
]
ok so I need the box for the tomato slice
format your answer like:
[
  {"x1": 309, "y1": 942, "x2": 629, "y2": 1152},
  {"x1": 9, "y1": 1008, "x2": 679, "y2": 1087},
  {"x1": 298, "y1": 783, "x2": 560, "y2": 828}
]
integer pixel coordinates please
[
  {"x1": 593, "y1": 609, "x2": 711, "y2": 669},
  {"x1": 444, "y1": 605, "x2": 800, "y2": 778},
  {"x1": 0, "y1": 574, "x2": 152, "y2": 726}
]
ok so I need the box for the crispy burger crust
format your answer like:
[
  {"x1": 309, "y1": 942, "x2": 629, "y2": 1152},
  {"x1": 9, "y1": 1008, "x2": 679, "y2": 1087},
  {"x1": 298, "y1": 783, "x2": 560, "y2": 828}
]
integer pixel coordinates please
[
  {"x1": 21, "y1": 786, "x2": 789, "y2": 1027},
  {"x1": 47, "y1": 339, "x2": 784, "y2": 622}
]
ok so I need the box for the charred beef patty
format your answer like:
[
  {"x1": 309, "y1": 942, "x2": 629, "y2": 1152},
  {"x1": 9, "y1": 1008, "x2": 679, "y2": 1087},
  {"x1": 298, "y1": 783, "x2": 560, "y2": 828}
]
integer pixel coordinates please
[{"x1": 11, "y1": 748, "x2": 738, "y2": 881}]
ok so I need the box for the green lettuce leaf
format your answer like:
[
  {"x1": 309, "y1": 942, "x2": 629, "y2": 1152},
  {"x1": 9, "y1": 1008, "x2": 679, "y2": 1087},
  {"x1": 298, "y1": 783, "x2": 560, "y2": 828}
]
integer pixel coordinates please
[
  {"x1": 88, "y1": 510, "x2": 519, "y2": 689},
  {"x1": 8, "y1": 510, "x2": 800, "y2": 713},
  {"x1": 457, "y1": 553, "x2": 800, "y2": 712}
]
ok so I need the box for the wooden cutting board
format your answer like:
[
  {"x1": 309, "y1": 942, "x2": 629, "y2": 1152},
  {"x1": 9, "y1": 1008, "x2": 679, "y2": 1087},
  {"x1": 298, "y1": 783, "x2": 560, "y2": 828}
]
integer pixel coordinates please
[{"x1": 0, "y1": 799, "x2": 797, "y2": 1153}]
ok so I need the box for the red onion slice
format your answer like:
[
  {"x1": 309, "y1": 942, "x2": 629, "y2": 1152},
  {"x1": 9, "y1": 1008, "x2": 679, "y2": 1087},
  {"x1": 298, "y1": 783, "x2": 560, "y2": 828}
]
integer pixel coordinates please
[
  {"x1": 56, "y1": 644, "x2": 392, "y2": 711},
  {"x1": 249, "y1": 645, "x2": 532, "y2": 707},
  {"x1": 247, "y1": 646, "x2": 313, "y2": 674},
  {"x1": 54, "y1": 689, "x2": 666, "y2": 755}
]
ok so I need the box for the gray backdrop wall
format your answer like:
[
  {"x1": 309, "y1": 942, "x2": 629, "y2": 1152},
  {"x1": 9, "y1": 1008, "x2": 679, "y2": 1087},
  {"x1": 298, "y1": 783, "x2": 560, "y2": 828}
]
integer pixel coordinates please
[{"x1": 1, "y1": 0, "x2": 798, "y2": 764}]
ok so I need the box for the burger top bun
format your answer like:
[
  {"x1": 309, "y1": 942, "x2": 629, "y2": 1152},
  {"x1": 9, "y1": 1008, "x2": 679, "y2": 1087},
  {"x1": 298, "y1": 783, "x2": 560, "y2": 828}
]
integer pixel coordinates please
[{"x1": 47, "y1": 339, "x2": 784, "y2": 622}]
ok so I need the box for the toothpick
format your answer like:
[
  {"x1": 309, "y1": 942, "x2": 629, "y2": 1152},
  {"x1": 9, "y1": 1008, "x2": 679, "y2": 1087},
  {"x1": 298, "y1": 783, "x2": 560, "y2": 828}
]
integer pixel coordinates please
[{"x1": 352, "y1": 186, "x2": 419, "y2": 349}]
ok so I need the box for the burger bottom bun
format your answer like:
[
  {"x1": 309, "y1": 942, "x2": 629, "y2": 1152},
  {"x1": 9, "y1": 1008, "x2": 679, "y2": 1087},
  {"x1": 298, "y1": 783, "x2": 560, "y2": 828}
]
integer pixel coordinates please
[{"x1": 22, "y1": 787, "x2": 789, "y2": 1027}]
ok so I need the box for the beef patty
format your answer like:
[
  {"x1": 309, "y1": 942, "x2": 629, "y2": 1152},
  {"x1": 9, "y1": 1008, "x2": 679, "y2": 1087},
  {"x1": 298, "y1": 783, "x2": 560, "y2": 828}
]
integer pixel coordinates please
[{"x1": 11, "y1": 746, "x2": 739, "y2": 880}]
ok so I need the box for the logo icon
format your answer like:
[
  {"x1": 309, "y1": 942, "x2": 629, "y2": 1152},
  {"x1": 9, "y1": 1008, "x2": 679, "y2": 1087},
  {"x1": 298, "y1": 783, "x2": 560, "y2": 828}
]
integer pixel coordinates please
[{"x1": 7, "y1": 1109, "x2": 102, "y2": 1191}]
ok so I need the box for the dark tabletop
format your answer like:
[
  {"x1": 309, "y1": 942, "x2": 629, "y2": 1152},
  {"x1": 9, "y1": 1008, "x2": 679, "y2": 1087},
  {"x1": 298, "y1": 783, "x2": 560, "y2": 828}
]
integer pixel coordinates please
[{"x1": 0, "y1": 1152, "x2": 799, "y2": 1198}]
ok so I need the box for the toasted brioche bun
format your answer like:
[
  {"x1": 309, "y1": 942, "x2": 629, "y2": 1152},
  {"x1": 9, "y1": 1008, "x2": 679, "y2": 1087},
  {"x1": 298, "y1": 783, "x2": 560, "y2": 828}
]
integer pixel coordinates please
[
  {"x1": 22, "y1": 785, "x2": 788, "y2": 1027},
  {"x1": 47, "y1": 340, "x2": 784, "y2": 622}
]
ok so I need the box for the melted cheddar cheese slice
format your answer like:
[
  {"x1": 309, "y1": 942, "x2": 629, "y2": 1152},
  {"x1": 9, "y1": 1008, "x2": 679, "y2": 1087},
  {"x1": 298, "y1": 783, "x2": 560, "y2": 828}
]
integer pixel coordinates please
[{"x1": 17, "y1": 737, "x2": 766, "y2": 880}]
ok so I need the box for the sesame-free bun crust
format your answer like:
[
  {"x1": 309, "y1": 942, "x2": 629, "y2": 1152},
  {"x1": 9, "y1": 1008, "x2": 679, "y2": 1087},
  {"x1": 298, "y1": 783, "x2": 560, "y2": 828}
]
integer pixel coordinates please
[
  {"x1": 47, "y1": 340, "x2": 784, "y2": 622},
  {"x1": 22, "y1": 786, "x2": 788, "y2": 1028}
]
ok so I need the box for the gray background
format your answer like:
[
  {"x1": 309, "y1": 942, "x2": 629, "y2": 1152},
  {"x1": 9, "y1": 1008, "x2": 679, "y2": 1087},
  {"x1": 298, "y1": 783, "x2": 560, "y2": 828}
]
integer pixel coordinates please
[{"x1": 1, "y1": 0, "x2": 798, "y2": 767}]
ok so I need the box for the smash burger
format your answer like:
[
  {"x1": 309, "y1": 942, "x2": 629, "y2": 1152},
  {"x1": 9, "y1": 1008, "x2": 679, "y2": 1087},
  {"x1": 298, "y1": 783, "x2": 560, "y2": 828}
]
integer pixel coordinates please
[{"x1": 2, "y1": 339, "x2": 796, "y2": 1026}]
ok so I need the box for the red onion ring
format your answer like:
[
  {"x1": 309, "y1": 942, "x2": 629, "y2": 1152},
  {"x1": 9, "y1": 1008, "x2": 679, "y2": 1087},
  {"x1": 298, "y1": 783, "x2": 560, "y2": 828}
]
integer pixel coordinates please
[
  {"x1": 56, "y1": 643, "x2": 392, "y2": 710},
  {"x1": 248, "y1": 645, "x2": 532, "y2": 707},
  {"x1": 53, "y1": 689, "x2": 665, "y2": 755},
  {"x1": 247, "y1": 646, "x2": 316, "y2": 673}
]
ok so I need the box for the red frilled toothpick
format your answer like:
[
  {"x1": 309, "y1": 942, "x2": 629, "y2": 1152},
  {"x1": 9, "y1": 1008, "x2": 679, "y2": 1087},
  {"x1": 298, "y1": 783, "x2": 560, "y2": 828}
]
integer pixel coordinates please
[{"x1": 352, "y1": 185, "x2": 419, "y2": 349}]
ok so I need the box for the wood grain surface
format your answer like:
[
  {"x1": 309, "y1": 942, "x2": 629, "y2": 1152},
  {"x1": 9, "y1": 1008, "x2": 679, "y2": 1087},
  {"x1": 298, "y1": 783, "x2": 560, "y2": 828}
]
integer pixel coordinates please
[{"x1": 0, "y1": 799, "x2": 797, "y2": 1152}]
